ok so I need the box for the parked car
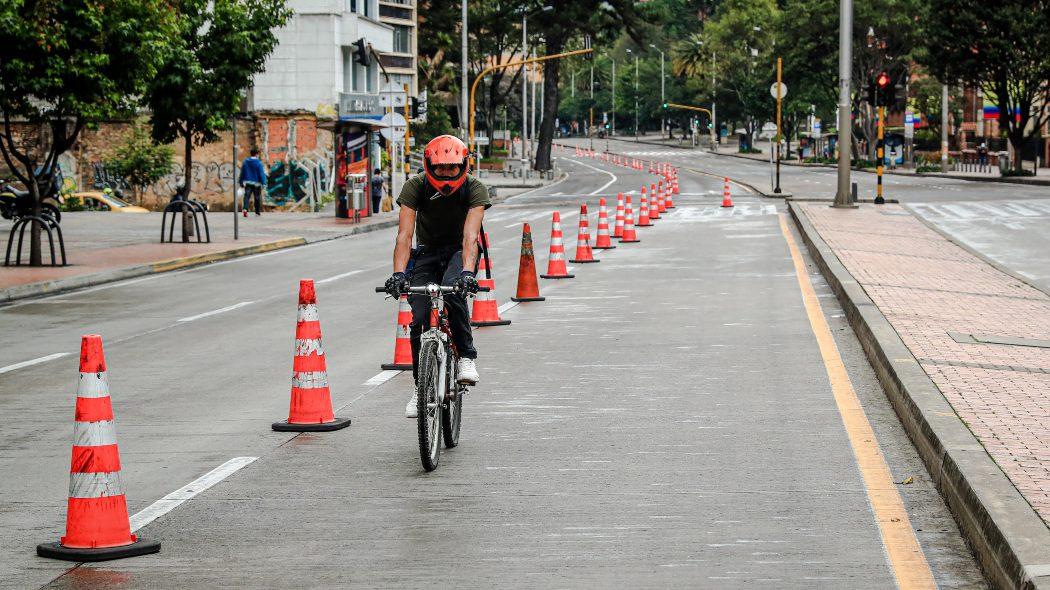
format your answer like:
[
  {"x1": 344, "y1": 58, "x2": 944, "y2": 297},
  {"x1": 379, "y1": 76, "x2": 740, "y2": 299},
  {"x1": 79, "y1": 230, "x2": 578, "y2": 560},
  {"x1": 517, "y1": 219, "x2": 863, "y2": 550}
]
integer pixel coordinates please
[{"x1": 73, "y1": 189, "x2": 149, "y2": 213}]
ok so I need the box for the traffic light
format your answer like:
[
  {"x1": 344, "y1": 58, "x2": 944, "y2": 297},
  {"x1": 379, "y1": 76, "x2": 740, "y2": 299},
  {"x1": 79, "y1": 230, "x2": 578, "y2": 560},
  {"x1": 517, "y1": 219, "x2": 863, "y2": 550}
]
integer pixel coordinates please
[
  {"x1": 661, "y1": 102, "x2": 669, "y2": 109},
  {"x1": 861, "y1": 83, "x2": 873, "y2": 106},
  {"x1": 353, "y1": 38, "x2": 370, "y2": 67},
  {"x1": 875, "y1": 71, "x2": 890, "y2": 91}
]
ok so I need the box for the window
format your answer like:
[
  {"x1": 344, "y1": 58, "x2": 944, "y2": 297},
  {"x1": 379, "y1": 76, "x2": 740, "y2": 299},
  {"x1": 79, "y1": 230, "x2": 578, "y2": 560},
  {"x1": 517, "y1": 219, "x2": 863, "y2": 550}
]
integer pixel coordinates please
[{"x1": 393, "y1": 25, "x2": 411, "y2": 54}]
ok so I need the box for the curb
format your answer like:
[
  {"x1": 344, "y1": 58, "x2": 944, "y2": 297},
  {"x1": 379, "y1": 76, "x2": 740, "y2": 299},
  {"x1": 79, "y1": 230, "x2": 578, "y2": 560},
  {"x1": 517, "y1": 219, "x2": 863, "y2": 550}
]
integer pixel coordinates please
[
  {"x1": 788, "y1": 202, "x2": 1050, "y2": 590},
  {"x1": 0, "y1": 237, "x2": 306, "y2": 305},
  {"x1": 0, "y1": 182, "x2": 534, "y2": 306}
]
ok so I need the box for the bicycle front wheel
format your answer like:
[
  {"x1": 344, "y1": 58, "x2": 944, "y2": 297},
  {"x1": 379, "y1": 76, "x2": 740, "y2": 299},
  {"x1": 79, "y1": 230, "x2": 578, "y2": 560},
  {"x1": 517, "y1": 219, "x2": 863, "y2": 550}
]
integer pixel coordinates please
[
  {"x1": 416, "y1": 341, "x2": 443, "y2": 471},
  {"x1": 442, "y1": 371, "x2": 463, "y2": 449}
]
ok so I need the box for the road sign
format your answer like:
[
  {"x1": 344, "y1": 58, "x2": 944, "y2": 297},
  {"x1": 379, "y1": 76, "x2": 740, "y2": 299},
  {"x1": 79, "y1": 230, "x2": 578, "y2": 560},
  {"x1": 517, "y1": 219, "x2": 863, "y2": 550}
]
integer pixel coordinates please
[
  {"x1": 379, "y1": 112, "x2": 407, "y2": 142},
  {"x1": 770, "y1": 83, "x2": 787, "y2": 98},
  {"x1": 378, "y1": 82, "x2": 408, "y2": 108},
  {"x1": 813, "y1": 119, "x2": 822, "y2": 135},
  {"x1": 904, "y1": 112, "x2": 915, "y2": 139}
]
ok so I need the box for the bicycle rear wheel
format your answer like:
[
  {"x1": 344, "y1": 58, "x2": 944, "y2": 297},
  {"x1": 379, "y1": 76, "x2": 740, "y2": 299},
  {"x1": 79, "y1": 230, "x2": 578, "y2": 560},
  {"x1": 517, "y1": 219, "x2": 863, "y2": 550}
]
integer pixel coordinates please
[{"x1": 416, "y1": 341, "x2": 443, "y2": 471}]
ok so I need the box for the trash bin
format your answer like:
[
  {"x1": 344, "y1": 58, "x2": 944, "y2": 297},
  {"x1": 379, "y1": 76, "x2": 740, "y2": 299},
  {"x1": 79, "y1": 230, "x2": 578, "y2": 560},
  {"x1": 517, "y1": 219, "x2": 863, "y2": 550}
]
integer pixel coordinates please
[{"x1": 998, "y1": 152, "x2": 1010, "y2": 174}]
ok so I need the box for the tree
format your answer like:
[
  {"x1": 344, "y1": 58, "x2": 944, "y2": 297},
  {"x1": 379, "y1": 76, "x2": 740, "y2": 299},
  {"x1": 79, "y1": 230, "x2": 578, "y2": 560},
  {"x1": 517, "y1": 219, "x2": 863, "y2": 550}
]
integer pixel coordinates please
[
  {"x1": 108, "y1": 126, "x2": 175, "y2": 205},
  {"x1": 531, "y1": 0, "x2": 649, "y2": 171},
  {"x1": 919, "y1": 0, "x2": 1050, "y2": 171},
  {"x1": 145, "y1": 0, "x2": 291, "y2": 240},
  {"x1": 910, "y1": 75, "x2": 964, "y2": 146},
  {"x1": 0, "y1": 0, "x2": 176, "y2": 264}
]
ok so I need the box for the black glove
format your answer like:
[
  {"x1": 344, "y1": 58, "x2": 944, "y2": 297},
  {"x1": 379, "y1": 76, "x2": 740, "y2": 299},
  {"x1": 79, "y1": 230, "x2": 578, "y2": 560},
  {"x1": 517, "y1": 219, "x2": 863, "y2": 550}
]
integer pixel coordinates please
[
  {"x1": 385, "y1": 272, "x2": 408, "y2": 297},
  {"x1": 454, "y1": 270, "x2": 479, "y2": 294}
]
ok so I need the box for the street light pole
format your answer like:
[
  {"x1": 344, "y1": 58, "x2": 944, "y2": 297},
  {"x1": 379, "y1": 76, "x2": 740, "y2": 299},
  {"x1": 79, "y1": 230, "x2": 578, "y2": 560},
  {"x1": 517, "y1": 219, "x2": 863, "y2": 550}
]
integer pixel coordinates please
[
  {"x1": 833, "y1": 0, "x2": 855, "y2": 208},
  {"x1": 627, "y1": 49, "x2": 638, "y2": 140},
  {"x1": 611, "y1": 58, "x2": 616, "y2": 138},
  {"x1": 461, "y1": 0, "x2": 468, "y2": 142},
  {"x1": 774, "y1": 56, "x2": 782, "y2": 194},
  {"x1": 521, "y1": 13, "x2": 528, "y2": 172},
  {"x1": 649, "y1": 45, "x2": 666, "y2": 139},
  {"x1": 711, "y1": 51, "x2": 718, "y2": 152}
]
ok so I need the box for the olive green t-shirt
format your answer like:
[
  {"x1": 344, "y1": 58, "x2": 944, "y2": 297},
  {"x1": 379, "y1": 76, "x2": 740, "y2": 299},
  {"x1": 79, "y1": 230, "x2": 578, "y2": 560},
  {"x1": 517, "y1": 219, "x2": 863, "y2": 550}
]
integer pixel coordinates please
[{"x1": 397, "y1": 173, "x2": 491, "y2": 246}]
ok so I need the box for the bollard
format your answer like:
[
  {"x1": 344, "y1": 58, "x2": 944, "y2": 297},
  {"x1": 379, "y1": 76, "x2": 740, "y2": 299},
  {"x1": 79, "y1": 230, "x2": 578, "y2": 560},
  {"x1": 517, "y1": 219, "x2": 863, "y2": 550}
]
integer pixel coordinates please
[{"x1": 851, "y1": 182, "x2": 858, "y2": 204}]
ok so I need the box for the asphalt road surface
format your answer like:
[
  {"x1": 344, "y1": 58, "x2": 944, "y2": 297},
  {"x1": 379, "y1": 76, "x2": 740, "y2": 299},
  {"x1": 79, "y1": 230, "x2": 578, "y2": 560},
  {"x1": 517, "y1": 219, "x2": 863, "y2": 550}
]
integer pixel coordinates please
[
  {"x1": 1, "y1": 152, "x2": 986, "y2": 588},
  {"x1": 573, "y1": 136, "x2": 1050, "y2": 293}
]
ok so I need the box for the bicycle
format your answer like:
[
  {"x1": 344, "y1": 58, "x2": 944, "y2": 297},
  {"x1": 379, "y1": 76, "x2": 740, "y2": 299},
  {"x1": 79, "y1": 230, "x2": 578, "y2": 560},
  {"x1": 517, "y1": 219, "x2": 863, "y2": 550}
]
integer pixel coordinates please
[{"x1": 376, "y1": 282, "x2": 488, "y2": 471}]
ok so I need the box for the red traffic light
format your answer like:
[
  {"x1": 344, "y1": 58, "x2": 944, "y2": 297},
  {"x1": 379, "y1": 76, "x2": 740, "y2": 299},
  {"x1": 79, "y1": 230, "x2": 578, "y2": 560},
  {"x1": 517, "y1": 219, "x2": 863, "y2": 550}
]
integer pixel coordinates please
[{"x1": 876, "y1": 72, "x2": 890, "y2": 89}]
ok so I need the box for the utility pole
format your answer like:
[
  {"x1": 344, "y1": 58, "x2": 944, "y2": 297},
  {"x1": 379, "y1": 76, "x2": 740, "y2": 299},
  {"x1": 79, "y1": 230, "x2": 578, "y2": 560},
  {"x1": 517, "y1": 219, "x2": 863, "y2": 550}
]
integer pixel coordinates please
[
  {"x1": 941, "y1": 83, "x2": 949, "y2": 173},
  {"x1": 460, "y1": 0, "x2": 468, "y2": 142},
  {"x1": 627, "y1": 49, "x2": 638, "y2": 139},
  {"x1": 611, "y1": 59, "x2": 616, "y2": 137},
  {"x1": 649, "y1": 44, "x2": 666, "y2": 139},
  {"x1": 712, "y1": 51, "x2": 718, "y2": 152},
  {"x1": 521, "y1": 12, "x2": 528, "y2": 172},
  {"x1": 833, "y1": 0, "x2": 855, "y2": 208},
  {"x1": 774, "y1": 57, "x2": 782, "y2": 194}
]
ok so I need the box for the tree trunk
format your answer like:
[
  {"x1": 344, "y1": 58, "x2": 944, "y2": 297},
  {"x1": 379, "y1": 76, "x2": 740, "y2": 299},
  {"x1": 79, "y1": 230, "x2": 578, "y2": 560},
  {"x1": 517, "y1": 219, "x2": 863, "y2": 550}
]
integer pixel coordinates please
[
  {"x1": 28, "y1": 171, "x2": 42, "y2": 266},
  {"x1": 534, "y1": 39, "x2": 564, "y2": 172},
  {"x1": 183, "y1": 131, "x2": 193, "y2": 242}
]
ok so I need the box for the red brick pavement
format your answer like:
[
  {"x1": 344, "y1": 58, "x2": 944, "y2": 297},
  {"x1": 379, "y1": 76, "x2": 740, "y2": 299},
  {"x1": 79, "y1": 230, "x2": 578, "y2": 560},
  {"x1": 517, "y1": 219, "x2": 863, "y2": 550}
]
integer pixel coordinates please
[{"x1": 801, "y1": 203, "x2": 1050, "y2": 524}]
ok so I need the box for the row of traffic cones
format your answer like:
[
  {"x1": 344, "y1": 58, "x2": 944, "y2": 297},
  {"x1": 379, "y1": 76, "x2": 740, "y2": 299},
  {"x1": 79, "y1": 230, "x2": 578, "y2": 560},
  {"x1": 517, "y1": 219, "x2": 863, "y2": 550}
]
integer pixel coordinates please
[{"x1": 38, "y1": 150, "x2": 698, "y2": 562}]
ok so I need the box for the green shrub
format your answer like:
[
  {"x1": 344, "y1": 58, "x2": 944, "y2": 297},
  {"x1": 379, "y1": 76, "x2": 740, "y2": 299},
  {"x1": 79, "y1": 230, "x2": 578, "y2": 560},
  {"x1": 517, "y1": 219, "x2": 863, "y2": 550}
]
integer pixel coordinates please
[
  {"x1": 106, "y1": 126, "x2": 174, "y2": 203},
  {"x1": 61, "y1": 195, "x2": 85, "y2": 212}
]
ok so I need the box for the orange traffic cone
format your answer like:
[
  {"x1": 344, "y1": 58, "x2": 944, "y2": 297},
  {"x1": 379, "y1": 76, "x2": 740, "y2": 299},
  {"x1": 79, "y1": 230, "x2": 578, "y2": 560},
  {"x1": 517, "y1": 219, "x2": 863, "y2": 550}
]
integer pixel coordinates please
[
  {"x1": 666, "y1": 175, "x2": 677, "y2": 208},
  {"x1": 620, "y1": 197, "x2": 640, "y2": 243},
  {"x1": 656, "y1": 181, "x2": 667, "y2": 213},
  {"x1": 648, "y1": 183, "x2": 661, "y2": 220},
  {"x1": 273, "y1": 280, "x2": 351, "y2": 432},
  {"x1": 637, "y1": 192, "x2": 653, "y2": 227},
  {"x1": 471, "y1": 232, "x2": 511, "y2": 326},
  {"x1": 613, "y1": 192, "x2": 626, "y2": 238},
  {"x1": 37, "y1": 335, "x2": 161, "y2": 562},
  {"x1": 594, "y1": 197, "x2": 616, "y2": 250},
  {"x1": 380, "y1": 295, "x2": 413, "y2": 370},
  {"x1": 541, "y1": 211, "x2": 575, "y2": 279},
  {"x1": 570, "y1": 204, "x2": 599, "y2": 263},
  {"x1": 721, "y1": 177, "x2": 734, "y2": 208},
  {"x1": 512, "y1": 223, "x2": 544, "y2": 302}
]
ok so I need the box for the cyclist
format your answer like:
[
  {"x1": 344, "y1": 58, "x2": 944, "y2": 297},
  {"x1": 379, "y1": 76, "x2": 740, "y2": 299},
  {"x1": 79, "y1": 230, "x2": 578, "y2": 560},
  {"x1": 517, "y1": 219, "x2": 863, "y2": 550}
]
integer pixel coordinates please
[{"x1": 384, "y1": 135, "x2": 491, "y2": 418}]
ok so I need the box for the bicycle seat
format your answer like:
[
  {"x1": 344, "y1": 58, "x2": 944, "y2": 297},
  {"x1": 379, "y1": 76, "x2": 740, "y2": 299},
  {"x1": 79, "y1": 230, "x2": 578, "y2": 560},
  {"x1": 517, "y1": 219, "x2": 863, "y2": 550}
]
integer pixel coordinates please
[{"x1": 1, "y1": 183, "x2": 29, "y2": 198}]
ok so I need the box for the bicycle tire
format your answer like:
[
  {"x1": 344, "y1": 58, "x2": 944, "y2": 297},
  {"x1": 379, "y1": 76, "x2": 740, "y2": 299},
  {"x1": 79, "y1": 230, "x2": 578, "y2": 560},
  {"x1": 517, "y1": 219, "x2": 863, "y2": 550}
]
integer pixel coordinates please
[
  {"x1": 442, "y1": 362, "x2": 463, "y2": 448},
  {"x1": 416, "y1": 341, "x2": 442, "y2": 471}
]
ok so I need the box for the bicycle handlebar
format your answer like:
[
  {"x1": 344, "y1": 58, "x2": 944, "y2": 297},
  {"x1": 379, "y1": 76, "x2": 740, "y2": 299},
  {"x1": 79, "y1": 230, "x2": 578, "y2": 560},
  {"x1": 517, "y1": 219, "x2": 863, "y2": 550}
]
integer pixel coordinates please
[{"x1": 374, "y1": 284, "x2": 490, "y2": 294}]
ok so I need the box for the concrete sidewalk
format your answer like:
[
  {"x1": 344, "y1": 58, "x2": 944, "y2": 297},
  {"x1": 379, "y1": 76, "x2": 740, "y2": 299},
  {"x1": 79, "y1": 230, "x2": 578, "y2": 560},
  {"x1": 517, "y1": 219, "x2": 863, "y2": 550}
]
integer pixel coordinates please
[
  {"x1": 0, "y1": 181, "x2": 551, "y2": 304},
  {"x1": 791, "y1": 202, "x2": 1050, "y2": 589}
]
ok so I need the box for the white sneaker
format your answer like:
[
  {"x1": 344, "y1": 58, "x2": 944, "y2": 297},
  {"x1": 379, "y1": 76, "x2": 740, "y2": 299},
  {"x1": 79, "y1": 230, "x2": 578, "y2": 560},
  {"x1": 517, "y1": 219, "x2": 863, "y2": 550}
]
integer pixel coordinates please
[
  {"x1": 405, "y1": 394, "x2": 418, "y2": 418},
  {"x1": 457, "y1": 358, "x2": 479, "y2": 385}
]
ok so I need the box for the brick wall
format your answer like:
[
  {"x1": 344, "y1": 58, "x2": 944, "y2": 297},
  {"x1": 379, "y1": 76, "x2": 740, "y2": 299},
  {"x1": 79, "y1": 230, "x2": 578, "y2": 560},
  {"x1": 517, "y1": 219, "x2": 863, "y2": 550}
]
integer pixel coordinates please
[{"x1": 4, "y1": 113, "x2": 334, "y2": 211}]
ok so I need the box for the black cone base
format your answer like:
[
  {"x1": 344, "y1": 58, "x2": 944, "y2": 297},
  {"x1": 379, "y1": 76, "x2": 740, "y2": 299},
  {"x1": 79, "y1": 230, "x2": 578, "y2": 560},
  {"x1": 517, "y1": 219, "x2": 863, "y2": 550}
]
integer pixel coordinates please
[
  {"x1": 471, "y1": 319, "x2": 511, "y2": 327},
  {"x1": 570, "y1": 259, "x2": 600, "y2": 263},
  {"x1": 540, "y1": 274, "x2": 575, "y2": 279},
  {"x1": 37, "y1": 538, "x2": 161, "y2": 562},
  {"x1": 380, "y1": 363, "x2": 413, "y2": 371},
  {"x1": 593, "y1": 245, "x2": 617, "y2": 250},
  {"x1": 619, "y1": 239, "x2": 640, "y2": 243},
  {"x1": 511, "y1": 296, "x2": 545, "y2": 302},
  {"x1": 272, "y1": 416, "x2": 351, "y2": 432}
]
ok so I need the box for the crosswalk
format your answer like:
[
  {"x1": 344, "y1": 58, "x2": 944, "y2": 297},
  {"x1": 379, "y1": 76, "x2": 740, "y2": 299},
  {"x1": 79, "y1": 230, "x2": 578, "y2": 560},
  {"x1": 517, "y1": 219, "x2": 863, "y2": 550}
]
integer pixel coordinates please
[
  {"x1": 908, "y1": 199, "x2": 1050, "y2": 221},
  {"x1": 665, "y1": 204, "x2": 778, "y2": 220}
]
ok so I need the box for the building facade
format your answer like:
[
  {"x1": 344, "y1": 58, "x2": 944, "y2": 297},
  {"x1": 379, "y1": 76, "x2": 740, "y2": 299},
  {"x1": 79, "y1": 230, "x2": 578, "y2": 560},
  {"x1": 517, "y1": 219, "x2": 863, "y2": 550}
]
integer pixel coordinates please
[{"x1": 376, "y1": 0, "x2": 417, "y2": 97}]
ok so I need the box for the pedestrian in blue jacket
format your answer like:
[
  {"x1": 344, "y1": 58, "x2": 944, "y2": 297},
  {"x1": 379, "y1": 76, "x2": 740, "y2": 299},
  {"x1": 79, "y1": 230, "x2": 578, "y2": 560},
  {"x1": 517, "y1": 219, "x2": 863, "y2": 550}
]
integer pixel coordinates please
[{"x1": 239, "y1": 148, "x2": 267, "y2": 217}]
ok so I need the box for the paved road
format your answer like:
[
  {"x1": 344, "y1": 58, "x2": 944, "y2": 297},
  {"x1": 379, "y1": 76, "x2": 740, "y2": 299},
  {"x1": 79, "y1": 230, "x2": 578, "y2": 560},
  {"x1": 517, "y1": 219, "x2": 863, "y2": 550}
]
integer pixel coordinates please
[
  {"x1": 1, "y1": 153, "x2": 985, "y2": 588},
  {"x1": 568, "y1": 137, "x2": 1050, "y2": 293}
]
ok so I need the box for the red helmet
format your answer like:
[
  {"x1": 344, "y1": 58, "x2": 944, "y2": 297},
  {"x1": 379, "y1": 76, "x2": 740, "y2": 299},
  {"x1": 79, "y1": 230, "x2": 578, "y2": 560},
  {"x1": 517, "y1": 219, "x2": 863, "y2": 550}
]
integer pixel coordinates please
[{"x1": 424, "y1": 135, "x2": 469, "y2": 195}]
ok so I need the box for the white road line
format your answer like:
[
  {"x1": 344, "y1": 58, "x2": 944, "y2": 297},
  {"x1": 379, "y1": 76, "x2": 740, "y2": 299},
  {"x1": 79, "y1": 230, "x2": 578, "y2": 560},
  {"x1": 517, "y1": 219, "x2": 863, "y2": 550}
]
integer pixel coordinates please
[
  {"x1": 316, "y1": 269, "x2": 365, "y2": 284},
  {"x1": 129, "y1": 456, "x2": 257, "y2": 532},
  {"x1": 177, "y1": 301, "x2": 256, "y2": 323},
  {"x1": 497, "y1": 301, "x2": 520, "y2": 314},
  {"x1": 0, "y1": 352, "x2": 71, "y2": 375},
  {"x1": 364, "y1": 370, "x2": 402, "y2": 386},
  {"x1": 569, "y1": 157, "x2": 619, "y2": 195}
]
